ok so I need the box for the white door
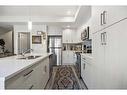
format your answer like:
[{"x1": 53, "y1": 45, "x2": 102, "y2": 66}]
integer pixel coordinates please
[{"x1": 18, "y1": 32, "x2": 30, "y2": 54}]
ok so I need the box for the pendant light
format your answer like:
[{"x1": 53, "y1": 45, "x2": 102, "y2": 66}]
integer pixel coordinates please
[{"x1": 28, "y1": 7, "x2": 32, "y2": 31}]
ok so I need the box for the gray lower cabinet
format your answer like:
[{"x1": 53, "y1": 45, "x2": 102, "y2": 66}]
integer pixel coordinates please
[{"x1": 5, "y1": 58, "x2": 49, "y2": 89}]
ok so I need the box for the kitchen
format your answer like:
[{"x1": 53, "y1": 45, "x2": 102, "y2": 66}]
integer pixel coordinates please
[{"x1": 0, "y1": 6, "x2": 127, "y2": 90}]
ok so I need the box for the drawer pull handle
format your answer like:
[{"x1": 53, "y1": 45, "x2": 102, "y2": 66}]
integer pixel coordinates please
[
  {"x1": 44, "y1": 66, "x2": 47, "y2": 73},
  {"x1": 29, "y1": 85, "x2": 34, "y2": 89},
  {"x1": 83, "y1": 58, "x2": 86, "y2": 60},
  {"x1": 100, "y1": 13, "x2": 103, "y2": 25},
  {"x1": 23, "y1": 70, "x2": 33, "y2": 77},
  {"x1": 83, "y1": 63, "x2": 85, "y2": 69}
]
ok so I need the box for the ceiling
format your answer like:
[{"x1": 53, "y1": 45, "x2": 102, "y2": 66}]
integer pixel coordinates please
[
  {"x1": 0, "y1": 6, "x2": 78, "y2": 17},
  {"x1": 0, "y1": 6, "x2": 91, "y2": 29}
]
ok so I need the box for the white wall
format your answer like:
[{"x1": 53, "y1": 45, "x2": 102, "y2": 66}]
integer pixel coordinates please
[
  {"x1": 14, "y1": 25, "x2": 47, "y2": 54},
  {"x1": 31, "y1": 25, "x2": 47, "y2": 54},
  {"x1": 47, "y1": 26, "x2": 62, "y2": 35},
  {"x1": 0, "y1": 31, "x2": 13, "y2": 53},
  {"x1": 76, "y1": 6, "x2": 92, "y2": 42}
]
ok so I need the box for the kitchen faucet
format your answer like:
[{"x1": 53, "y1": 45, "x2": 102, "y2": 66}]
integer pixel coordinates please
[{"x1": 21, "y1": 49, "x2": 34, "y2": 56}]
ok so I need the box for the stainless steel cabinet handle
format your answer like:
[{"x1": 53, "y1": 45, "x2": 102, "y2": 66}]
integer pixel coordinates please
[
  {"x1": 29, "y1": 85, "x2": 34, "y2": 89},
  {"x1": 44, "y1": 65, "x2": 47, "y2": 73},
  {"x1": 83, "y1": 63, "x2": 85, "y2": 69},
  {"x1": 103, "y1": 32, "x2": 107, "y2": 45},
  {"x1": 103, "y1": 11, "x2": 107, "y2": 24},
  {"x1": 101, "y1": 33, "x2": 104, "y2": 45},
  {"x1": 100, "y1": 13, "x2": 103, "y2": 25},
  {"x1": 23, "y1": 70, "x2": 33, "y2": 77}
]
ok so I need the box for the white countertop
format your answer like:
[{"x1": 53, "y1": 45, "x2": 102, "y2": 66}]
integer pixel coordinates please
[
  {"x1": 80, "y1": 53, "x2": 93, "y2": 59},
  {"x1": 0, "y1": 53, "x2": 52, "y2": 80}
]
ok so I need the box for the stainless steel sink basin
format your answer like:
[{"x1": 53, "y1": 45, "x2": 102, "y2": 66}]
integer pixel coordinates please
[{"x1": 18, "y1": 55, "x2": 41, "y2": 60}]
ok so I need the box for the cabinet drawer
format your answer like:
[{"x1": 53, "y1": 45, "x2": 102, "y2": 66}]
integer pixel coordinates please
[
  {"x1": 5, "y1": 58, "x2": 50, "y2": 89},
  {"x1": 5, "y1": 65, "x2": 35, "y2": 89}
]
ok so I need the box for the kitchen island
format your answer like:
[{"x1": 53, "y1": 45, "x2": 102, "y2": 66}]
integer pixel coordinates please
[{"x1": 0, "y1": 53, "x2": 52, "y2": 89}]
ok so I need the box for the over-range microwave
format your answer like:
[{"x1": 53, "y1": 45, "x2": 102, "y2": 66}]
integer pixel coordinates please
[{"x1": 81, "y1": 26, "x2": 89, "y2": 41}]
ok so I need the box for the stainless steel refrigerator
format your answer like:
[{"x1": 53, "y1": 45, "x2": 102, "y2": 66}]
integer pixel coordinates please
[{"x1": 48, "y1": 36, "x2": 62, "y2": 65}]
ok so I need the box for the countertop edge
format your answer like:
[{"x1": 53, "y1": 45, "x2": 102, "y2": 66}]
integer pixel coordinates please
[{"x1": 5, "y1": 53, "x2": 52, "y2": 80}]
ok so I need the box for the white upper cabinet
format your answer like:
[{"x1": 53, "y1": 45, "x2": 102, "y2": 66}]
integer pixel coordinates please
[
  {"x1": 105, "y1": 6, "x2": 127, "y2": 26},
  {"x1": 62, "y1": 29, "x2": 77, "y2": 43},
  {"x1": 91, "y1": 6, "x2": 106, "y2": 33},
  {"x1": 91, "y1": 6, "x2": 127, "y2": 33}
]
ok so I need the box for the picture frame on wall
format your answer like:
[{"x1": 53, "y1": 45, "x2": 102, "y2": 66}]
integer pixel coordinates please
[
  {"x1": 32, "y1": 36, "x2": 42, "y2": 44},
  {"x1": 81, "y1": 26, "x2": 89, "y2": 41}
]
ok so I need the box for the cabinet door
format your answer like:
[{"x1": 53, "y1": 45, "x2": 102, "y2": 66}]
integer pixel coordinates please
[
  {"x1": 5, "y1": 73, "x2": 26, "y2": 89},
  {"x1": 43, "y1": 58, "x2": 49, "y2": 88},
  {"x1": 62, "y1": 29, "x2": 77, "y2": 43},
  {"x1": 62, "y1": 30, "x2": 66, "y2": 43},
  {"x1": 62, "y1": 29, "x2": 69, "y2": 43},
  {"x1": 91, "y1": 6, "x2": 107, "y2": 33},
  {"x1": 62, "y1": 51, "x2": 68, "y2": 65},
  {"x1": 118, "y1": 19, "x2": 127, "y2": 89},
  {"x1": 67, "y1": 30, "x2": 72, "y2": 43},
  {"x1": 105, "y1": 19, "x2": 127, "y2": 89},
  {"x1": 92, "y1": 6, "x2": 127, "y2": 34},
  {"x1": 83, "y1": 56, "x2": 93, "y2": 88},
  {"x1": 5, "y1": 66, "x2": 35, "y2": 89},
  {"x1": 62, "y1": 51, "x2": 75, "y2": 65},
  {"x1": 103, "y1": 28, "x2": 120, "y2": 89},
  {"x1": 92, "y1": 31, "x2": 105, "y2": 89},
  {"x1": 81, "y1": 56, "x2": 85, "y2": 81},
  {"x1": 30, "y1": 61, "x2": 45, "y2": 89},
  {"x1": 27, "y1": 58, "x2": 49, "y2": 89},
  {"x1": 106, "y1": 6, "x2": 127, "y2": 27}
]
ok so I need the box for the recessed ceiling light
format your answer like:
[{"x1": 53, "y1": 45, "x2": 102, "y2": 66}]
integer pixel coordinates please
[{"x1": 67, "y1": 25, "x2": 70, "y2": 28}]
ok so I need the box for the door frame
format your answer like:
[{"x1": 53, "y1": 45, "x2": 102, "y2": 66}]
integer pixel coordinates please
[{"x1": 18, "y1": 32, "x2": 30, "y2": 54}]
